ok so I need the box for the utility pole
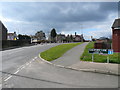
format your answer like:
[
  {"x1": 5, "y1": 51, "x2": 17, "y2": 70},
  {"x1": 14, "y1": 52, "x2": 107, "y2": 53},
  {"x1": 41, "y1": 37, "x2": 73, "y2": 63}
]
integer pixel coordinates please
[{"x1": 80, "y1": 24, "x2": 84, "y2": 42}]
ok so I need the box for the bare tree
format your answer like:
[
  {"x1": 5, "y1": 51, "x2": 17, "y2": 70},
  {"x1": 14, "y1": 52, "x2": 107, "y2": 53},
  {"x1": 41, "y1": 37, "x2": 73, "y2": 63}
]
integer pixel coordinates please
[{"x1": 35, "y1": 31, "x2": 46, "y2": 40}]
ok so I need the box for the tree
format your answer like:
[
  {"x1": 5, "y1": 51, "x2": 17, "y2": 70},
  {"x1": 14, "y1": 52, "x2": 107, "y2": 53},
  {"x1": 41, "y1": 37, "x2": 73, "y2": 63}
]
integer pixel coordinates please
[
  {"x1": 35, "y1": 31, "x2": 46, "y2": 40},
  {"x1": 18, "y1": 34, "x2": 31, "y2": 40},
  {"x1": 50, "y1": 28, "x2": 57, "y2": 42},
  {"x1": 66, "y1": 34, "x2": 70, "y2": 42},
  {"x1": 70, "y1": 34, "x2": 73, "y2": 42},
  {"x1": 50, "y1": 28, "x2": 57, "y2": 38}
]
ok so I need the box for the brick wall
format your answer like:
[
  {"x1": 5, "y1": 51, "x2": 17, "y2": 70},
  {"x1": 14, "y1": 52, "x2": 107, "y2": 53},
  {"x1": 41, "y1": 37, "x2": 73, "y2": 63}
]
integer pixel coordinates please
[{"x1": 112, "y1": 29, "x2": 120, "y2": 52}]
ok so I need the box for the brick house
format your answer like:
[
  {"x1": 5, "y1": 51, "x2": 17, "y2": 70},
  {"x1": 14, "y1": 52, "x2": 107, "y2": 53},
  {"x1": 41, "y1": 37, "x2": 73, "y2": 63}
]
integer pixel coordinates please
[
  {"x1": 0, "y1": 21, "x2": 8, "y2": 40},
  {"x1": 112, "y1": 18, "x2": 120, "y2": 52},
  {"x1": 94, "y1": 37, "x2": 111, "y2": 49}
]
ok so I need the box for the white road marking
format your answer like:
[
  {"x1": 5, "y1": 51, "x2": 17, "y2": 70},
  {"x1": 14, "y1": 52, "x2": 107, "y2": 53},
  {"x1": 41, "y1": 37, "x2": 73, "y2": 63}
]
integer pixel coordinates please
[
  {"x1": 4, "y1": 75, "x2": 12, "y2": 81},
  {"x1": 34, "y1": 57, "x2": 37, "y2": 59},
  {"x1": 14, "y1": 70, "x2": 20, "y2": 74},
  {"x1": 3, "y1": 56, "x2": 37, "y2": 82},
  {"x1": 26, "y1": 63, "x2": 29, "y2": 66},
  {"x1": 17, "y1": 65, "x2": 24, "y2": 70},
  {"x1": 20, "y1": 66, "x2": 25, "y2": 70}
]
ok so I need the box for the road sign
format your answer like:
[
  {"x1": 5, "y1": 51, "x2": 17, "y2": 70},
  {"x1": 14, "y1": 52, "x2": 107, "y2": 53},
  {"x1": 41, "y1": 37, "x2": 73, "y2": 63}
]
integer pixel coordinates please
[
  {"x1": 89, "y1": 49, "x2": 113, "y2": 63},
  {"x1": 108, "y1": 49, "x2": 113, "y2": 54},
  {"x1": 89, "y1": 49, "x2": 108, "y2": 54}
]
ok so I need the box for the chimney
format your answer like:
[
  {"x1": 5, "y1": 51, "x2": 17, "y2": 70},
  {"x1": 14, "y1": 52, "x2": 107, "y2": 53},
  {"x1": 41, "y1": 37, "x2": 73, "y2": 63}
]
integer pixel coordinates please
[{"x1": 75, "y1": 32, "x2": 77, "y2": 36}]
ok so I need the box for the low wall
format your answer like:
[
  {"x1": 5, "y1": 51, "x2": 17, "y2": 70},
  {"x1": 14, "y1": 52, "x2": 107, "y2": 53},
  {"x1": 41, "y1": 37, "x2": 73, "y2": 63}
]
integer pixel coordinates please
[
  {"x1": 94, "y1": 42, "x2": 111, "y2": 49},
  {"x1": 2, "y1": 40, "x2": 31, "y2": 48}
]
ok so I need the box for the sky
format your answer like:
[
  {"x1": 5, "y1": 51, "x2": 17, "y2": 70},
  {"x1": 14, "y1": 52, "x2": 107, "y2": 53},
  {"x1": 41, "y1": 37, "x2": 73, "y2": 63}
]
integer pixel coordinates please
[{"x1": 0, "y1": 2, "x2": 118, "y2": 40}]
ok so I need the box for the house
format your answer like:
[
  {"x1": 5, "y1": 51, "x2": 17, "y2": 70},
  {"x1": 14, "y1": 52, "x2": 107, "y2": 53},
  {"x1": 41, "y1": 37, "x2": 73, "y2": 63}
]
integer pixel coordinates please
[
  {"x1": 73, "y1": 33, "x2": 84, "y2": 42},
  {"x1": 94, "y1": 37, "x2": 111, "y2": 49},
  {"x1": 7, "y1": 32, "x2": 17, "y2": 40},
  {"x1": 0, "y1": 21, "x2": 8, "y2": 40},
  {"x1": 74, "y1": 35, "x2": 82, "y2": 42},
  {"x1": 96, "y1": 37, "x2": 110, "y2": 43},
  {"x1": 56, "y1": 34, "x2": 66, "y2": 43},
  {"x1": 112, "y1": 18, "x2": 120, "y2": 52}
]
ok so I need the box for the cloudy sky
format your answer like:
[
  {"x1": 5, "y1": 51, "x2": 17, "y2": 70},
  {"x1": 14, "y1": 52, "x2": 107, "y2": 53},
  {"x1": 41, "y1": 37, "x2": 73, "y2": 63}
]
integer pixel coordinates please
[{"x1": 0, "y1": 2, "x2": 118, "y2": 39}]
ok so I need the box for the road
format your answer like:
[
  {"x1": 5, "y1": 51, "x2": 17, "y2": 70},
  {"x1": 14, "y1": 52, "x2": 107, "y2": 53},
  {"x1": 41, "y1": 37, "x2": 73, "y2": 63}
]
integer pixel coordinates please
[
  {"x1": 1, "y1": 44, "x2": 60, "y2": 84},
  {"x1": 1, "y1": 43, "x2": 118, "y2": 88}
]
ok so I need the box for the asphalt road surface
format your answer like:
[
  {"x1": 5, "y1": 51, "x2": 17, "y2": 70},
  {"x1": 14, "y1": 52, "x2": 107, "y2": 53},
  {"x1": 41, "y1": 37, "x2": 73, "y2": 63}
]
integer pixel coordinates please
[
  {"x1": 1, "y1": 43, "x2": 118, "y2": 88},
  {"x1": 1, "y1": 44, "x2": 60, "y2": 84}
]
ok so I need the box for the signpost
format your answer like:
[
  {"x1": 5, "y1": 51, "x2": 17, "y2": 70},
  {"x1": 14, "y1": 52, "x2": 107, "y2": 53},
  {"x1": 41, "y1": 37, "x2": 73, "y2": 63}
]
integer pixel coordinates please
[
  {"x1": 107, "y1": 49, "x2": 113, "y2": 63},
  {"x1": 89, "y1": 49, "x2": 113, "y2": 63}
]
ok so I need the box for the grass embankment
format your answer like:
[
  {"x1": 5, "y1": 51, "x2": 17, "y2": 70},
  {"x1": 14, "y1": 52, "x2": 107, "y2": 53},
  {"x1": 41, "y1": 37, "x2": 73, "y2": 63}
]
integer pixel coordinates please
[
  {"x1": 40, "y1": 42, "x2": 83, "y2": 61},
  {"x1": 80, "y1": 42, "x2": 120, "y2": 64}
]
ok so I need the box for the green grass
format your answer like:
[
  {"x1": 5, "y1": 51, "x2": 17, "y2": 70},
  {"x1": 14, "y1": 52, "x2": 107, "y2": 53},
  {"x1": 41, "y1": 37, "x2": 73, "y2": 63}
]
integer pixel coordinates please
[
  {"x1": 40, "y1": 42, "x2": 83, "y2": 61},
  {"x1": 80, "y1": 42, "x2": 120, "y2": 64}
]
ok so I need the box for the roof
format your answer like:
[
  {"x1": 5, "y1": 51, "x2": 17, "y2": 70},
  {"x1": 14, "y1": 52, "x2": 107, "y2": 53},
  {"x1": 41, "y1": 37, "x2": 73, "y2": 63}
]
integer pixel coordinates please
[
  {"x1": 99, "y1": 37, "x2": 109, "y2": 40},
  {"x1": 112, "y1": 18, "x2": 120, "y2": 28},
  {"x1": 0, "y1": 20, "x2": 7, "y2": 30},
  {"x1": 8, "y1": 33, "x2": 15, "y2": 36},
  {"x1": 57, "y1": 34, "x2": 65, "y2": 36}
]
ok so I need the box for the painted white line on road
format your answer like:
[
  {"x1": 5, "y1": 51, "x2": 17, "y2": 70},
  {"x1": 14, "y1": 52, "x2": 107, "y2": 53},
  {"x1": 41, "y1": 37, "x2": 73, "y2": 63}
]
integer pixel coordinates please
[
  {"x1": 32, "y1": 59, "x2": 35, "y2": 61},
  {"x1": 26, "y1": 63, "x2": 29, "y2": 66},
  {"x1": 34, "y1": 57, "x2": 37, "y2": 59},
  {"x1": 17, "y1": 65, "x2": 24, "y2": 70},
  {"x1": 3, "y1": 56, "x2": 38, "y2": 82},
  {"x1": 21, "y1": 66, "x2": 25, "y2": 69},
  {"x1": 29, "y1": 61, "x2": 32, "y2": 64},
  {"x1": 14, "y1": 70, "x2": 20, "y2": 74},
  {"x1": 4, "y1": 75, "x2": 12, "y2": 81}
]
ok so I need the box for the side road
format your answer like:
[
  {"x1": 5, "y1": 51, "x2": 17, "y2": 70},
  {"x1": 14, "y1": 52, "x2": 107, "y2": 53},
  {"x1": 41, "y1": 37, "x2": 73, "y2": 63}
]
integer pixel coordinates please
[{"x1": 41, "y1": 42, "x2": 119, "y2": 75}]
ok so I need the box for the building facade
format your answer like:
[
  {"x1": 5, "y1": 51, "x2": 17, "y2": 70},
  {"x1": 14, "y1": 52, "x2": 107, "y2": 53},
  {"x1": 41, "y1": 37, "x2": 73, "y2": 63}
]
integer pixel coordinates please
[
  {"x1": 0, "y1": 21, "x2": 8, "y2": 40},
  {"x1": 56, "y1": 34, "x2": 66, "y2": 43},
  {"x1": 112, "y1": 18, "x2": 120, "y2": 52},
  {"x1": 7, "y1": 32, "x2": 17, "y2": 40}
]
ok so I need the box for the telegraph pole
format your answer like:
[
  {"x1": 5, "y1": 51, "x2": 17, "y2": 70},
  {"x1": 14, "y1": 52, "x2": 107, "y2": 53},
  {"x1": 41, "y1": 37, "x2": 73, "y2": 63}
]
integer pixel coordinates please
[{"x1": 80, "y1": 24, "x2": 84, "y2": 42}]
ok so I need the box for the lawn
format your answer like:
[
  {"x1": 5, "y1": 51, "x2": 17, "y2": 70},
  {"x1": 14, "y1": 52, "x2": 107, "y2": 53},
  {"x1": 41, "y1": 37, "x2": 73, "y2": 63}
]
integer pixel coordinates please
[
  {"x1": 80, "y1": 42, "x2": 120, "y2": 64},
  {"x1": 40, "y1": 42, "x2": 83, "y2": 61}
]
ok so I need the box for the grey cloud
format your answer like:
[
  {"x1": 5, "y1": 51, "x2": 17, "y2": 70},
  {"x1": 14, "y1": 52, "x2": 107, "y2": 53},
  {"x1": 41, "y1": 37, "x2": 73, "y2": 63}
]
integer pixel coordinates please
[
  {"x1": 2, "y1": 2, "x2": 117, "y2": 23},
  {"x1": 0, "y1": 2, "x2": 118, "y2": 38}
]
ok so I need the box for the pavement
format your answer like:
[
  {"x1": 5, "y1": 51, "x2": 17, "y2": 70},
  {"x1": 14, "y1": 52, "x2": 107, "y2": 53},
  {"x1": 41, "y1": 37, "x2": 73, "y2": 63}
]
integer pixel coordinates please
[{"x1": 45, "y1": 42, "x2": 119, "y2": 76}]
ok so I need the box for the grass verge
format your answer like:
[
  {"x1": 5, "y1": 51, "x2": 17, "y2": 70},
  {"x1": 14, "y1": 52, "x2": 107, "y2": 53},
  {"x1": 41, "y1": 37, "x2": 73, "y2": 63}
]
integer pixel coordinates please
[
  {"x1": 80, "y1": 42, "x2": 120, "y2": 64},
  {"x1": 40, "y1": 42, "x2": 83, "y2": 61}
]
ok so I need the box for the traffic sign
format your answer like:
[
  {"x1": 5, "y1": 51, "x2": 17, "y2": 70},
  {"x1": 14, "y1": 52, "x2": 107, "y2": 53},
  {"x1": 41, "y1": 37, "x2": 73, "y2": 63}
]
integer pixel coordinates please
[
  {"x1": 108, "y1": 49, "x2": 113, "y2": 54},
  {"x1": 89, "y1": 49, "x2": 108, "y2": 54},
  {"x1": 89, "y1": 49, "x2": 113, "y2": 54},
  {"x1": 89, "y1": 49, "x2": 113, "y2": 63}
]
